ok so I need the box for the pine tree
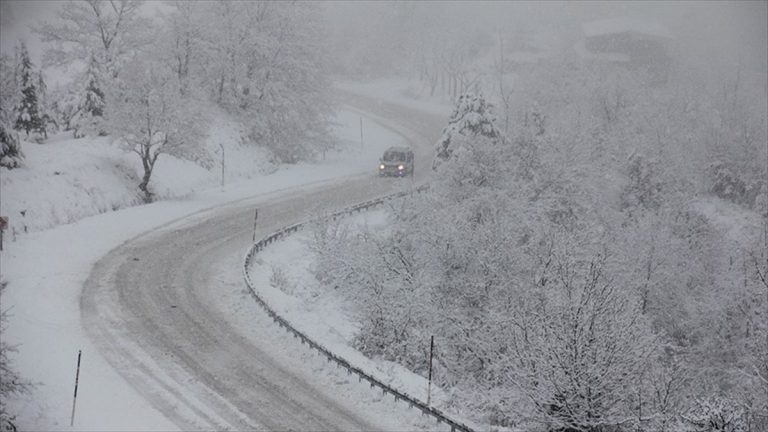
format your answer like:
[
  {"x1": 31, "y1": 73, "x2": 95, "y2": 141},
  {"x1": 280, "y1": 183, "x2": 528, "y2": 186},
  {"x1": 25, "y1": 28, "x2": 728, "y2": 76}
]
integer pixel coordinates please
[
  {"x1": 81, "y1": 56, "x2": 104, "y2": 119},
  {"x1": 71, "y1": 55, "x2": 106, "y2": 137},
  {"x1": 434, "y1": 93, "x2": 501, "y2": 165},
  {"x1": 0, "y1": 54, "x2": 23, "y2": 168},
  {"x1": 13, "y1": 43, "x2": 43, "y2": 137},
  {"x1": 36, "y1": 70, "x2": 52, "y2": 138}
]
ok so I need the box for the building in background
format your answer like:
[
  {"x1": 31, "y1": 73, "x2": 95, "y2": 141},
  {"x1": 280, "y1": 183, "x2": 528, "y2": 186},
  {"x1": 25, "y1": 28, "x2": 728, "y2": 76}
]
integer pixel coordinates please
[{"x1": 574, "y1": 17, "x2": 673, "y2": 84}]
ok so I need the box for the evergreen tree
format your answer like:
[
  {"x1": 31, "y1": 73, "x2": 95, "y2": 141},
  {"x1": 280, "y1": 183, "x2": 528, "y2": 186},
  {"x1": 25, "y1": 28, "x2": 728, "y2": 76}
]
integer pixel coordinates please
[
  {"x1": 36, "y1": 70, "x2": 53, "y2": 138},
  {"x1": 71, "y1": 55, "x2": 106, "y2": 137},
  {"x1": 13, "y1": 43, "x2": 43, "y2": 137},
  {"x1": 81, "y1": 56, "x2": 104, "y2": 119},
  {"x1": 0, "y1": 54, "x2": 23, "y2": 168},
  {"x1": 433, "y1": 93, "x2": 501, "y2": 166}
]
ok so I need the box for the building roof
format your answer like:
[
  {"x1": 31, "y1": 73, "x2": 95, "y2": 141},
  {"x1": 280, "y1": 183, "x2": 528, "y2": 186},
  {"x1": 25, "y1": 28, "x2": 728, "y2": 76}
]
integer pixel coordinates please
[{"x1": 582, "y1": 17, "x2": 673, "y2": 40}]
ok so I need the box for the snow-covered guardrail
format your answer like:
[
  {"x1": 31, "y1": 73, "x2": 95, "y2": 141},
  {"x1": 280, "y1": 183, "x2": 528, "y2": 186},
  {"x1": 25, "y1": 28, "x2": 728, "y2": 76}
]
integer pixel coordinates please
[{"x1": 242, "y1": 185, "x2": 476, "y2": 432}]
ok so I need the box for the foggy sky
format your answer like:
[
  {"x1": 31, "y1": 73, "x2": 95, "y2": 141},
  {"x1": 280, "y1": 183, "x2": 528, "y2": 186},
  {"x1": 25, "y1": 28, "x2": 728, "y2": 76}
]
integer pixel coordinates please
[{"x1": 1, "y1": 0, "x2": 766, "y2": 81}]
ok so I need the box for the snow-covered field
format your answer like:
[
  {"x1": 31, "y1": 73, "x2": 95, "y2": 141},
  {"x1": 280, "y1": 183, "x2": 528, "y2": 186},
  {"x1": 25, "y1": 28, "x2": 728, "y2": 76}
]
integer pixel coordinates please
[{"x1": 1, "y1": 105, "x2": 417, "y2": 430}]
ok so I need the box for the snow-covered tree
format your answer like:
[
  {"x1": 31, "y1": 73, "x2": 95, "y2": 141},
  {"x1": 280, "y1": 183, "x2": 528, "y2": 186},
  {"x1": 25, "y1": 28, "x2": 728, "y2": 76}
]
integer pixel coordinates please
[
  {"x1": 0, "y1": 54, "x2": 23, "y2": 168},
  {"x1": 35, "y1": 70, "x2": 59, "y2": 138},
  {"x1": 190, "y1": 1, "x2": 332, "y2": 163},
  {"x1": 13, "y1": 43, "x2": 44, "y2": 138},
  {"x1": 434, "y1": 93, "x2": 501, "y2": 166},
  {"x1": 620, "y1": 152, "x2": 664, "y2": 218},
  {"x1": 105, "y1": 60, "x2": 206, "y2": 202},
  {"x1": 79, "y1": 55, "x2": 104, "y2": 119},
  {"x1": 35, "y1": 0, "x2": 153, "y2": 80},
  {"x1": 159, "y1": 1, "x2": 207, "y2": 97},
  {"x1": 504, "y1": 248, "x2": 659, "y2": 431},
  {"x1": 71, "y1": 54, "x2": 105, "y2": 138},
  {"x1": 0, "y1": 280, "x2": 33, "y2": 430}
]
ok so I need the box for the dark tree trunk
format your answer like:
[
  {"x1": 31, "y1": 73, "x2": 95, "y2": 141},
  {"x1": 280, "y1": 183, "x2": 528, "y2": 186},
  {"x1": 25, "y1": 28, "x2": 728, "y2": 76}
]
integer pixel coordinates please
[{"x1": 138, "y1": 151, "x2": 155, "y2": 203}]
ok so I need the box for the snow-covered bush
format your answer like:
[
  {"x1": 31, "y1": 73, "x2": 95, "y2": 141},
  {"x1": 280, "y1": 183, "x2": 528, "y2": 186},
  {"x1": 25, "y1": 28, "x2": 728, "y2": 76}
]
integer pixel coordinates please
[
  {"x1": 0, "y1": 123, "x2": 23, "y2": 169},
  {"x1": 621, "y1": 153, "x2": 664, "y2": 216},
  {"x1": 707, "y1": 162, "x2": 765, "y2": 211},
  {"x1": 0, "y1": 280, "x2": 33, "y2": 431},
  {"x1": 684, "y1": 397, "x2": 748, "y2": 432},
  {"x1": 269, "y1": 265, "x2": 294, "y2": 295}
]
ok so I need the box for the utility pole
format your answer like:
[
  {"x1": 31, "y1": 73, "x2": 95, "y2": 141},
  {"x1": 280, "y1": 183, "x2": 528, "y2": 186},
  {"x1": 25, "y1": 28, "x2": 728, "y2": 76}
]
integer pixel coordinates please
[
  {"x1": 427, "y1": 335, "x2": 434, "y2": 406},
  {"x1": 360, "y1": 116, "x2": 364, "y2": 148}
]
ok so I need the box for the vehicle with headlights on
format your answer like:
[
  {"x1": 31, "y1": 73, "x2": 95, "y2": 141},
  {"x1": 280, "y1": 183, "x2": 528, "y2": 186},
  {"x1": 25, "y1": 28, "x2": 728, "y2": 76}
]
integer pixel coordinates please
[{"x1": 378, "y1": 147, "x2": 414, "y2": 177}]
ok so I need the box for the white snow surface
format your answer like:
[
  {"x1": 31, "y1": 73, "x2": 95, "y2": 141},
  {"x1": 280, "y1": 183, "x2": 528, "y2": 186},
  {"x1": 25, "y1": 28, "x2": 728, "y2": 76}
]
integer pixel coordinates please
[
  {"x1": 336, "y1": 78, "x2": 453, "y2": 117},
  {"x1": 1, "y1": 107, "x2": 408, "y2": 431}
]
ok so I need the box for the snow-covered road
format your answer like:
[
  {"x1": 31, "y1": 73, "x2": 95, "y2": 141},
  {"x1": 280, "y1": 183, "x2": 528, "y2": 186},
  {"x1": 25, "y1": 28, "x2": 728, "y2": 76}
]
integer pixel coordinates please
[{"x1": 79, "y1": 95, "x2": 445, "y2": 429}]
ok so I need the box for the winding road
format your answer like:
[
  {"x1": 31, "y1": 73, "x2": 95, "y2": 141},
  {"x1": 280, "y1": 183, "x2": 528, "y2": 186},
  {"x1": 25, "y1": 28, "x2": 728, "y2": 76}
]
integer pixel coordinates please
[{"x1": 81, "y1": 92, "x2": 445, "y2": 430}]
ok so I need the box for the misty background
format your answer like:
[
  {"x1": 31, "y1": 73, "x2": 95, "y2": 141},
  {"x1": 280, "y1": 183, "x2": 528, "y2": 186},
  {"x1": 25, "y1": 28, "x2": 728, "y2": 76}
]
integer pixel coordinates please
[
  {"x1": 1, "y1": 1, "x2": 767, "y2": 431},
  {"x1": 2, "y1": 2, "x2": 767, "y2": 84}
]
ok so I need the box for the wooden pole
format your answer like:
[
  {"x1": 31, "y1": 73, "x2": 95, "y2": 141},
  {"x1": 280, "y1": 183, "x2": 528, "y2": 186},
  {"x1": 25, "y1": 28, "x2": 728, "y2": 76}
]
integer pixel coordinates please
[
  {"x1": 70, "y1": 350, "x2": 82, "y2": 427},
  {"x1": 427, "y1": 335, "x2": 434, "y2": 406}
]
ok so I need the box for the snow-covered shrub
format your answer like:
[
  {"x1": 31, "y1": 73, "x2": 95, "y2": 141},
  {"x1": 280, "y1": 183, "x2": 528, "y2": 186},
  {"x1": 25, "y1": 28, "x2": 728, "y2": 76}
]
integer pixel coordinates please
[
  {"x1": 708, "y1": 162, "x2": 750, "y2": 206},
  {"x1": 684, "y1": 397, "x2": 748, "y2": 432},
  {"x1": 0, "y1": 280, "x2": 33, "y2": 431},
  {"x1": 0, "y1": 123, "x2": 23, "y2": 169},
  {"x1": 269, "y1": 265, "x2": 294, "y2": 295},
  {"x1": 621, "y1": 153, "x2": 664, "y2": 216}
]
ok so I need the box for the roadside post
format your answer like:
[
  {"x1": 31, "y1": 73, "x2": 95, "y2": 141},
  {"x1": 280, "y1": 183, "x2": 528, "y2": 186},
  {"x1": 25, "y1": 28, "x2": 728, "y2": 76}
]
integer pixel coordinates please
[
  {"x1": 427, "y1": 335, "x2": 434, "y2": 406},
  {"x1": 219, "y1": 143, "x2": 225, "y2": 188},
  {"x1": 0, "y1": 216, "x2": 7, "y2": 251},
  {"x1": 252, "y1": 209, "x2": 259, "y2": 243},
  {"x1": 70, "y1": 350, "x2": 82, "y2": 427}
]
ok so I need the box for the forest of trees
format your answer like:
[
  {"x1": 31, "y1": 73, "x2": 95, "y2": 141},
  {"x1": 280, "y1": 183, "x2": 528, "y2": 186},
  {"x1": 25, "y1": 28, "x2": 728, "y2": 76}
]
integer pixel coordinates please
[
  {"x1": 0, "y1": 0, "x2": 332, "y2": 200},
  {"x1": 312, "y1": 45, "x2": 767, "y2": 432}
]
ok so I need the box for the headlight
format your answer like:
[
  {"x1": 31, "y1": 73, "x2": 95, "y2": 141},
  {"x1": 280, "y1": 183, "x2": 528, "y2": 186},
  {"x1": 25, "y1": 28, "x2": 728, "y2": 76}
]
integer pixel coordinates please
[
  {"x1": 398, "y1": 165, "x2": 404, "y2": 170},
  {"x1": 379, "y1": 164, "x2": 385, "y2": 170}
]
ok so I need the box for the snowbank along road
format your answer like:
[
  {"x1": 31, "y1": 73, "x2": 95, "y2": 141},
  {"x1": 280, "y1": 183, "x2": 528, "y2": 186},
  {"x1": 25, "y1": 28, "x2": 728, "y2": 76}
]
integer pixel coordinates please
[{"x1": 81, "y1": 92, "x2": 445, "y2": 430}]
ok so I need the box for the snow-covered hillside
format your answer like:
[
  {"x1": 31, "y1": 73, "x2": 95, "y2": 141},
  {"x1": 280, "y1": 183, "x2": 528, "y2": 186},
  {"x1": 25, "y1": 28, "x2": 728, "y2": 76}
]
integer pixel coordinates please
[
  {"x1": 1, "y1": 104, "x2": 411, "y2": 431},
  {"x1": 0, "y1": 108, "x2": 277, "y2": 235}
]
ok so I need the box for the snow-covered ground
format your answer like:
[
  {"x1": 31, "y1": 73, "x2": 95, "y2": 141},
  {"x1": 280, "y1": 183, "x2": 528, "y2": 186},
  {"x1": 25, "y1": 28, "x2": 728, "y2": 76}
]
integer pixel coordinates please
[
  {"x1": 1, "y1": 106, "x2": 411, "y2": 430},
  {"x1": 336, "y1": 78, "x2": 453, "y2": 117}
]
